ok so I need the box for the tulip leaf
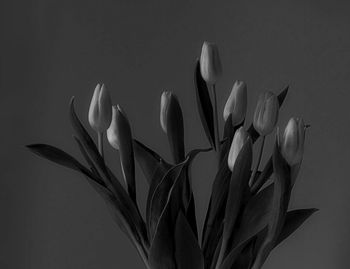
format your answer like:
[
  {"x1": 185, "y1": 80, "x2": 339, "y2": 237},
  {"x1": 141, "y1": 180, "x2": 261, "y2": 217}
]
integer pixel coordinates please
[
  {"x1": 133, "y1": 139, "x2": 171, "y2": 185},
  {"x1": 73, "y1": 135, "x2": 101, "y2": 179},
  {"x1": 233, "y1": 183, "x2": 274, "y2": 248},
  {"x1": 205, "y1": 222, "x2": 223, "y2": 269},
  {"x1": 275, "y1": 208, "x2": 318, "y2": 247},
  {"x1": 174, "y1": 212, "x2": 204, "y2": 269},
  {"x1": 250, "y1": 157, "x2": 273, "y2": 194},
  {"x1": 27, "y1": 143, "x2": 148, "y2": 257},
  {"x1": 148, "y1": 162, "x2": 188, "y2": 241},
  {"x1": 219, "y1": 139, "x2": 253, "y2": 262},
  {"x1": 194, "y1": 59, "x2": 216, "y2": 149},
  {"x1": 185, "y1": 192, "x2": 198, "y2": 239},
  {"x1": 116, "y1": 108, "x2": 136, "y2": 202},
  {"x1": 166, "y1": 94, "x2": 185, "y2": 163},
  {"x1": 149, "y1": 159, "x2": 191, "y2": 269},
  {"x1": 26, "y1": 143, "x2": 102, "y2": 185},
  {"x1": 251, "y1": 142, "x2": 292, "y2": 269},
  {"x1": 277, "y1": 85, "x2": 289, "y2": 105},
  {"x1": 222, "y1": 114, "x2": 235, "y2": 141},
  {"x1": 202, "y1": 149, "x2": 231, "y2": 248},
  {"x1": 248, "y1": 85, "x2": 289, "y2": 143},
  {"x1": 148, "y1": 149, "x2": 205, "y2": 241}
]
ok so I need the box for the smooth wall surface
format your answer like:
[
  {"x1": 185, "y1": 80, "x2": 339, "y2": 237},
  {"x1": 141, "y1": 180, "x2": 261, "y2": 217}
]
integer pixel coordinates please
[{"x1": 1, "y1": 0, "x2": 349, "y2": 268}]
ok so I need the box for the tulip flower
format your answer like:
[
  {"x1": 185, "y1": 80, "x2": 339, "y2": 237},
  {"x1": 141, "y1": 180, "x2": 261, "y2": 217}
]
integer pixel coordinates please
[
  {"x1": 228, "y1": 127, "x2": 250, "y2": 171},
  {"x1": 223, "y1": 80, "x2": 247, "y2": 126},
  {"x1": 200, "y1": 41, "x2": 222, "y2": 85},
  {"x1": 107, "y1": 105, "x2": 136, "y2": 202},
  {"x1": 88, "y1": 83, "x2": 112, "y2": 133},
  {"x1": 281, "y1": 117, "x2": 305, "y2": 166},
  {"x1": 88, "y1": 83, "x2": 112, "y2": 157},
  {"x1": 160, "y1": 91, "x2": 185, "y2": 163},
  {"x1": 253, "y1": 91, "x2": 279, "y2": 136},
  {"x1": 107, "y1": 106, "x2": 121, "y2": 150},
  {"x1": 160, "y1": 91, "x2": 171, "y2": 134}
]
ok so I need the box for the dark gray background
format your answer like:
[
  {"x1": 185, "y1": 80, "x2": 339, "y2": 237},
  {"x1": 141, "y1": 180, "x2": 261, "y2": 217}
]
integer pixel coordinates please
[{"x1": 1, "y1": 0, "x2": 349, "y2": 268}]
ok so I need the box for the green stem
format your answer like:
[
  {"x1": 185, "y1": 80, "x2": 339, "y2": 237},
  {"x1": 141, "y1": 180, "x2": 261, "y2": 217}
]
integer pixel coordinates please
[
  {"x1": 249, "y1": 136, "x2": 265, "y2": 187},
  {"x1": 98, "y1": 131, "x2": 104, "y2": 158},
  {"x1": 211, "y1": 84, "x2": 221, "y2": 167}
]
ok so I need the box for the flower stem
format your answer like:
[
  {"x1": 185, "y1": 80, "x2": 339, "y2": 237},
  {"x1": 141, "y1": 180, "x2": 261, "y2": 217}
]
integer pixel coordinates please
[
  {"x1": 211, "y1": 84, "x2": 221, "y2": 167},
  {"x1": 249, "y1": 136, "x2": 265, "y2": 187},
  {"x1": 98, "y1": 131, "x2": 104, "y2": 158}
]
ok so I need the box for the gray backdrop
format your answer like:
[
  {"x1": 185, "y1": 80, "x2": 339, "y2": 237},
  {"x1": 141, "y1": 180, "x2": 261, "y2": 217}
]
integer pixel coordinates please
[{"x1": 1, "y1": 0, "x2": 349, "y2": 268}]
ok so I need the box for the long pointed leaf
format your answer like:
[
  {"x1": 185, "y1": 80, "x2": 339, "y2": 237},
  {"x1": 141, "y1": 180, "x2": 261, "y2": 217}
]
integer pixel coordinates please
[
  {"x1": 194, "y1": 59, "x2": 215, "y2": 149},
  {"x1": 133, "y1": 139, "x2": 171, "y2": 185},
  {"x1": 175, "y1": 212, "x2": 204, "y2": 269},
  {"x1": 218, "y1": 139, "x2": 253, "y2": 264},
  {"x1": 27, "y1": 144, "x2": 100, "y2": 184},
  {"x1": 275, "y1": 208, "x2": 318, "y2": 246}
]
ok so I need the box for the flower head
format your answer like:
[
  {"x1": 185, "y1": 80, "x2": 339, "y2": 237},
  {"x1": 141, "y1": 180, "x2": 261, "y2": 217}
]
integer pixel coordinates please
[
  {"x1": 281, "y1": 117, "x2": 306, "y2": 166},
  {"x1": 253, "y1": 91, "x2": 279, "y2": 136},
  {"x1": 223, "y1": 80, "x2": 247, "y2": 126},
  {"x1": 228, "y1": 127, "x2": 250, "y2": 171},
  {"x1": 88, "y1": 84, "x2": 112, "y2": 133},
  {"x1": 200, "y1": 41, "x2": 222, "y2": 85}
]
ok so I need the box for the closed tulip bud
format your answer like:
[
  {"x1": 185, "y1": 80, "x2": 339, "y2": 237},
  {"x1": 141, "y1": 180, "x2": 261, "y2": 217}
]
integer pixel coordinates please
[
  {"x1": 107, "y1": 105, "x2": 136, "y2": 201},
  {"x1": 281, "y1": 117, "x2": 305, "y2": 166},
  {"x1": 228, "y1": 127, "x2": 250, "y2": 171},
  {"x1": 200, "y1": 41, "x2": 222, "y2": 85},
  {"x1": 107, "y1": 106, "x2": 121, "y2": 150},
  {"x1": 88, "y1": 84, "x2": 112, "y2": 133},
  {"x1": 160, "y1": 91, "x2": 185, "y2": 163},
  {"x1": 223, "y1": 80, "x2": 248, "y2": 126},
  {"x1": 160, "y1": 91, "x2": 172, "y2": 134},
  {"x1": 253, "y1": 91, "x2": 279, "y2": 136}
]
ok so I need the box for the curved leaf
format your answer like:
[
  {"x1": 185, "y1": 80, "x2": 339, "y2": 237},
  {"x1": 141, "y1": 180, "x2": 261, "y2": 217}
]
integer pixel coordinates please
[
  {"x1": 133, "y1": 139, "x2": 171, "y2": 185},
  {"x1": 149, "y1": 159, "x2": 191, "y2": 269},
  {"x1": 275, "y1": 208, "x2": 318, "y2": 247},
  {"x1": 218, "y1": 139, "x2": 253, "y2": 264},
  {"x1": 148, "y1": 162, "x2": 188, "y2": 241},
  {"x1": 165, "y1": 93, "x2": 185, "y2": 163},
  {"x1": 27, "y1": 144, "x2": 100, "y2": 183},
  {"x1": 115, "y1": 107, "x2": 136, "y2": 202},
  {"x1": 251, "y1": 141, "x2": 292, "y2": 269},
  {"x1": 194, "y1": 59, "x2": 215, "y2": 149},
  {"x1": 175, "y1": 212, "x2": 204, "y2": 269}
]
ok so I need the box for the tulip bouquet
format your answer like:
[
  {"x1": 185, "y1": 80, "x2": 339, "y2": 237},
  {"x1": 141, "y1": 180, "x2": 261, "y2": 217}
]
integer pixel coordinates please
[{"x1": 27, "y1": 42, "x2": 317, "y2": 269}]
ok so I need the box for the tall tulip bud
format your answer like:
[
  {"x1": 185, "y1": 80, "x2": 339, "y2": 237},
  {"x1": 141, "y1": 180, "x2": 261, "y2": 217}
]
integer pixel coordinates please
[
  {"x1": 88, "y1": 84, "x2": 112, "y2": 133},
  {"x1": 228, "y1": 127, "x2": 250, "y2": 171},
  {"x1": 223, "y1": 80, "x2": 247, "y2": 126},
  {"x1": 200, "y1": 41, "x2": 222, "y2": 85},
  {"x1": 253, "y1": 91, "x2": 279, "y2": 136},
  {"x1": 107, "y1": 105, "x2": 136, "y2": 201},
  {"x1": 160, "y1": 91, "x2": 171, "y2": 134},
  {"x1": 160, "y1": 91, "x2": 185, "y2": 163},
  {"x1": 107, "y1": 106, "x2": 120, "y2": 150},
  {"x1": 281, "y1": 117, "x2": 305, "y2": 166}
]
